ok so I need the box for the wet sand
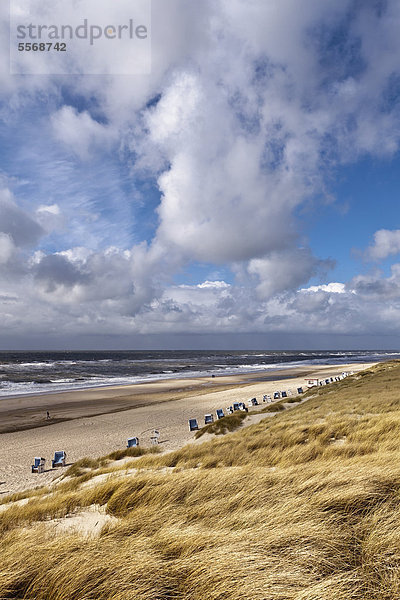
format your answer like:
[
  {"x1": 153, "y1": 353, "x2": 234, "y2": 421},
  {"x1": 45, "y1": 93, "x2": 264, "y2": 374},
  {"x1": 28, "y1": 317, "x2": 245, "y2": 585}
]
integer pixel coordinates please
[
  {"x1": 0, "y1": 362, "x2": 374, "y2": 496},
  {"x1": 0, "y1": 368, "x2": 326, "y2": 434}
]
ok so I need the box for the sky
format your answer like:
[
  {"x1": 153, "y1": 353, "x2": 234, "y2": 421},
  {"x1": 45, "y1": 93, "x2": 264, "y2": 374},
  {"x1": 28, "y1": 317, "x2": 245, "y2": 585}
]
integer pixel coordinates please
[{"x1": 1, "y1": 0, "x2": 400, "y2": 350}]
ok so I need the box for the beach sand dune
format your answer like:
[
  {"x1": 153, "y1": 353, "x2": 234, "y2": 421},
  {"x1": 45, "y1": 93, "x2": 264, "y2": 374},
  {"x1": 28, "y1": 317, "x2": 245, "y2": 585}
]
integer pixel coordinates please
[{"x1": 0, "y1": 362, "x2": 373, "y2": 496}]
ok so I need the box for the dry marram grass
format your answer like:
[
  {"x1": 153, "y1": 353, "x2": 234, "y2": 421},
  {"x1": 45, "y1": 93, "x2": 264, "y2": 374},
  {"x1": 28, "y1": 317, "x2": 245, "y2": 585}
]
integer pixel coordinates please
[{"x1": 1, "y1": 361, "x2": 400, "y2": 598}]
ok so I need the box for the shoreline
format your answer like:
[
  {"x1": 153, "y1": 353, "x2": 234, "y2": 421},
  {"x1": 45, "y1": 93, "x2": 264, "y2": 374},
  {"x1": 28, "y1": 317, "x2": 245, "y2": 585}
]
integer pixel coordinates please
[
  {"x1": 0, "y1": 367, "x2": 312, "y2": 435},
  {"x1": 0, "y1": 366, "x2": 315, "y2": 402},
  {"x1": 0, "y1": 361, "x2": 375, "y2": 495},
  {"x1": 0, "y1": 363, "x2": 370, "y2": 435}
]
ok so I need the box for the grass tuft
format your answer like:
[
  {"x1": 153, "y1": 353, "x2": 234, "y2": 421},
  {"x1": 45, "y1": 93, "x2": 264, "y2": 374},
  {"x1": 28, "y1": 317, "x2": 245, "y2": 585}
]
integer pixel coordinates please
[{"x1": 195, "y1": 411, "x2": 248, "y2": 438}]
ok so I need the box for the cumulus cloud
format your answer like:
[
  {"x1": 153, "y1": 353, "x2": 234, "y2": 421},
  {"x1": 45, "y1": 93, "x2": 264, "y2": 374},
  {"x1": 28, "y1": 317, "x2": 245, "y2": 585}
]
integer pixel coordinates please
[
  {"x1": 35, "y1": 204, "x2": 64, "y2": 233},
  {"x1": 301, "y1": 283, "x2": 347, "y2": 294},
  {"x1": 365, "y1": 229, "x2": 400, "y2": 261},
  {"x1": 51, "y1": 107, "x2": 112, "y2": 159},
  {"x1": 3, "y1": 1, "x2": 400, "y2": 343},
  {"x1": 246, "y1": 249, "x2": 334, "y2": 299}
]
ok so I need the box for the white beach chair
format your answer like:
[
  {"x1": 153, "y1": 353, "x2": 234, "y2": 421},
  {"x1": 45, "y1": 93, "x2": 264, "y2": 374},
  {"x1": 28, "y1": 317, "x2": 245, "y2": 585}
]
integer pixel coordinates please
[
  {"x1": 150, "y1": 430, "x2": 160, "y2": 445},
  {"x1": 32, "y1": 457, "x2": 45, "y2": 473}
]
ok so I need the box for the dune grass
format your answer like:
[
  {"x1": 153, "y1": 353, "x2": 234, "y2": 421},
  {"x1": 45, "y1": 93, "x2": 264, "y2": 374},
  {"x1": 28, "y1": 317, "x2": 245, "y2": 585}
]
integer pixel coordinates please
[
  {"x1": 195, "y1": 411, "x2": 248, "y2": 438},
  {"x1": 65, "y1": 445, "x2": 161, "y2": 478},
  {"x1": 2, "y1": 361, "x2": 400, "y2": 598},
  {"x1": 261, "y1": 399, "x2": 287, "y2": 412}
]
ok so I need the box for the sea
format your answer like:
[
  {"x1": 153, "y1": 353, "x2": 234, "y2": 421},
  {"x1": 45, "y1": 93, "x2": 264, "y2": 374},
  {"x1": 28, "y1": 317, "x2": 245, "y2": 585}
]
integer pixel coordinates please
[{"x1": 0, "y1": 350, "x2": 398, "y2": 398}]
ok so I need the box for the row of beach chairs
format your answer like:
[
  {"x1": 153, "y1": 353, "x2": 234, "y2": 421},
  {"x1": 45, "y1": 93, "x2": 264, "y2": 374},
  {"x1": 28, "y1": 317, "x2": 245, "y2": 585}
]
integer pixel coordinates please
[
  {"x1": 306, "y1": 372, "x2": 353, "y2": 388},
  {"x1": 188, "y1": 387, "x2": 307, "y2": 432},
  {"x1": 31, "y1": 451, "x2": 66, "y2": 473},
  {"x1": 270, "y1": 387, "x2": 304, "y2": 400}
]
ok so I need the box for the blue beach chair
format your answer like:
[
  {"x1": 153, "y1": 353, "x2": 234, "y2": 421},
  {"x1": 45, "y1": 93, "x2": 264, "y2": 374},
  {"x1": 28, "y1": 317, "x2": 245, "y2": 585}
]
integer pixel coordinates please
[
  {"x1": 216, "y1": 409, "x2": 224, "y2": 419},
  {"x1": 127, "y1": 437, "x2": 139, "y2": 448},
  {"x1": 188, "y1": 418, "x2": 199, "y2": 431},
  {"x1": 52, "y1": 451, "x2": 66, "y2": 468}
]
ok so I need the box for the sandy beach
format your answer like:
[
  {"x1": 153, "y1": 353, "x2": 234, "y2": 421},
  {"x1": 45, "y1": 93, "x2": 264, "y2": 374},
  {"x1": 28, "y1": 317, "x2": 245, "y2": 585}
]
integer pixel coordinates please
[{"x1": 0, "y1": 362, "x2": 374, "y2": 496}]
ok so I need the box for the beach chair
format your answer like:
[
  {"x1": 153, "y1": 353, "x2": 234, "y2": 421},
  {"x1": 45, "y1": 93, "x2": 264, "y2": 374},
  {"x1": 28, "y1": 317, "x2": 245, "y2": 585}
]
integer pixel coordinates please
[
  {"x1": 188, "y1": 418, "x2": 199, "y2": 431},
  {"x1": 216, "y1": 409, "x2": 224, "y2": 419},
  {"x1": 233, "y1": 402, "x2": 240, "y2": 411},
  {"x1": 325, "y1": 379, "x2": 330, "y2": 385},
  {"x1": 297, "y1": 387, "x2": 303, "y2": 394},
  {"x1": 31, "y1": 457, "x2": 45, "y2": 474},
  {"x1": 204, "y1": 414, "x2": 214, "y2": 425},
  {"x1": 127, "y1": 437, "x2": 139, "y2": 448},
  {"x1": 150, "y1": 430, "x2": 160, "y2": 445},
  {"x1": 226, "y1": 406, "x2": 233, "y2": 414},
  {"x1": 273, "y1": 391, "x2": 281, "y2": 399},
  {"x1": 281, "y1": 391, "x2": 287, "y2": 398},
  {"x1": 52, "y1": 451, "x2": 66, "y2": 468},
  {"x1": 266, "y1": 394, "x2": 272, "y2": 403}
]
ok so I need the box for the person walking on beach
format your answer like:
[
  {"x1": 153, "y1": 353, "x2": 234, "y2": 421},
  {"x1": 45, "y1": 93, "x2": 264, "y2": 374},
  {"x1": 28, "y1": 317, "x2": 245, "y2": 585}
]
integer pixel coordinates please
[{"x1": 46, "y1": 411, "x2": 50, "y2": 420}]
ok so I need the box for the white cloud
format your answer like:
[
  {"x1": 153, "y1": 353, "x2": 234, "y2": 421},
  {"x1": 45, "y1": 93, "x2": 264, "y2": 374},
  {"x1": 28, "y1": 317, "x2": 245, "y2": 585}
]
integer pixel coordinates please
[
  {"x1": 365, "y1": 229, "x2": 400, "y2": 261},
  {"x1": 246, "y1": 249, "x2": 334, "y2": 299},
  {"x1": 3, "y1": 1, "x2": 400, "y2": 343},
  {"x1": 35, "y1": 204, "x2": 64, "y2": 232},
  {"x1": 197, "y1": 281, "x2": 230, "y2": 289},
  {"x1": 301, "y1": 282, "x2": 347, "y2": 294},
  {"x1": 51, "y1": 107, "x2": 112, "y2": 159}
]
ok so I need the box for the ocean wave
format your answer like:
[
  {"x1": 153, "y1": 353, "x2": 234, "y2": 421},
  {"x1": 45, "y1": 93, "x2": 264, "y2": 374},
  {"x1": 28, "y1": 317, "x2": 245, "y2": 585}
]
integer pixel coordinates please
[{"x1": 0, "y1": 350, "x2": 398, "y2": 398}]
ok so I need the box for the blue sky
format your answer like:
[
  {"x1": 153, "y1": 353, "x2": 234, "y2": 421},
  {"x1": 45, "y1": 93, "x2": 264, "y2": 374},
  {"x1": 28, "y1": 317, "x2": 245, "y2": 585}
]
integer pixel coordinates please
[
  {"x1": 305, "y1": 156, "x2": 400, "y2": 282},
  {"x1": 1, "y1": 0, "x2": 400, "y2": 349}
]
